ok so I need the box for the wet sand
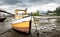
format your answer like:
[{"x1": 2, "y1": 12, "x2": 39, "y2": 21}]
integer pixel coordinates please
[
  {"x1": 0, "y1": 29, "x2": 60, "y2": 37},
  {"x1": 0, "y1": 30, "x2": 32, "y2": 37}
]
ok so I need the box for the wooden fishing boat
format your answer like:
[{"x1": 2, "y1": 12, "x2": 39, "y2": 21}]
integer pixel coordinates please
[
  {"x1": 0, "y1": 18, "x2": 6, "y2": 22},
  {"x1": 10, "y1": 9, "x2": 31, "y2": 33},
  {"x1": 10, "y1": 16, "x2": 31, "y2": 33}
]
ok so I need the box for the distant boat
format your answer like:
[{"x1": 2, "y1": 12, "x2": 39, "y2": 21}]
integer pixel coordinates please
[{"x1": 0, "y1": 18, "x2": 6, "y2": 22}]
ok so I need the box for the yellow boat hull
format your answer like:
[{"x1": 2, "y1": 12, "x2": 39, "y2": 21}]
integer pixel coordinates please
[{"x1": 11, "y1": 16, "x2": 31, "y2": 33}]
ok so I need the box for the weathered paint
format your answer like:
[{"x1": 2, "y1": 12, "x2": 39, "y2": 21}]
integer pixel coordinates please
[{"x1": 11, "y1": 21, "x2": 30, "y2": 27}]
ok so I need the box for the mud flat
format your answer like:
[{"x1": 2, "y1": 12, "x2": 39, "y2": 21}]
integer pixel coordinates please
[{"x1": 0, "y1": 29, "x2": 60, "y2": 37}]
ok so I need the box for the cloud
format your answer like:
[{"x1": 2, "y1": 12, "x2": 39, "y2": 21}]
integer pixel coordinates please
[
  {"x1": 28, "y1": 3, "x2": 60, "y2": 13},
  {"x1": 0, "y1": 0, "x2": 59, "y2": 7},
  {"x1": 1, "y1": 0, "x2": 22, "y2": 5},
  {"x1": 0, "y1": 0, "x2": 60, "y2": 14}
]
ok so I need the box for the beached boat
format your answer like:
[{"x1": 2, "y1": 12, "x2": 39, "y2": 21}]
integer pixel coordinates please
[
  {"x1": 10, "y1": 16, "x2": 31, "y2": 33},
  {"x1": 10, "y1": 9, "x2": 32, "y2": 33},
  {"x1": 0, "y1": 18, "x2": 6, "y2": 22}
]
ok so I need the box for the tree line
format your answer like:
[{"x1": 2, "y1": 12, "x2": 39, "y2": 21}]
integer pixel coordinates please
[
  {"x1": 30, "y1": 6, "x2": 60, "y2": 16},
  {"x1": 47, "y1": 6, "x2": 60, "y2": 16}
]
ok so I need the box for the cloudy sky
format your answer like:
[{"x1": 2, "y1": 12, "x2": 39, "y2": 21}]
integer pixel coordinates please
[{"x1": 0, "y1": 0, "x2": 60, "y2": 13}]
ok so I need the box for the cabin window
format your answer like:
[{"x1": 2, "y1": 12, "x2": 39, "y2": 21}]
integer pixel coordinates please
[{"x1": 18, "y1": 11, "x2": 25, "y2": 16}]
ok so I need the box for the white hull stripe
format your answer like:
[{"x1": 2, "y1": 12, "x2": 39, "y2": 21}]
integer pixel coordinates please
[{"x1": 10, "y1": 16, "x2": 31, "y2": 24}]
